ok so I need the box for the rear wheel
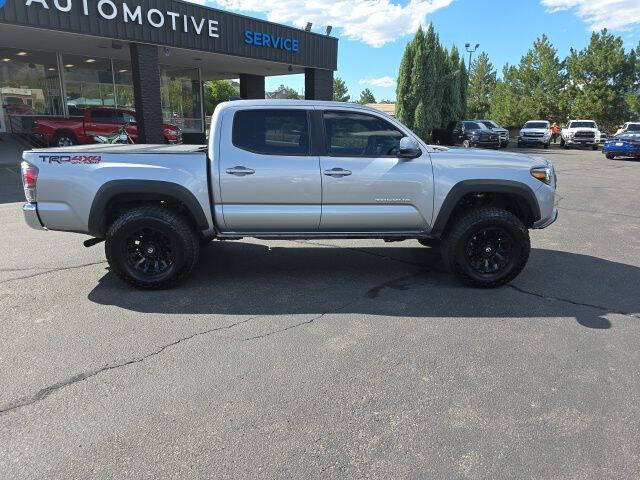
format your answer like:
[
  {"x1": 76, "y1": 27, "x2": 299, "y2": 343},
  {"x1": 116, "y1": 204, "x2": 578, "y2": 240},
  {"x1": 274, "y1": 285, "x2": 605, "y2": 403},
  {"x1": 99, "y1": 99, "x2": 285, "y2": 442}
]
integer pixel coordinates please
[
  {"x1": 105, "y1": 206, "x2": 199, "y2": 289},
  {"x1": 52, "y1": 132, "x2": 76, "y2": 148},
  {"x1": 441, "y1": 208, "x2": 530, "y2": 288}
]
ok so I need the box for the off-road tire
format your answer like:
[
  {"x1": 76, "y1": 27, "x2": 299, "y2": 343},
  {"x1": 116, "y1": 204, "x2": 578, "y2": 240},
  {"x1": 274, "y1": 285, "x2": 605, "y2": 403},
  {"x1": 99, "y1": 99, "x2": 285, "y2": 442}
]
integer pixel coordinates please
[
  {"x1": 105, "y1": 205, "x2": 199, "y2": 289},
  {"x1": 441, "y1": 207, "x2": 530, "y2": 288}
]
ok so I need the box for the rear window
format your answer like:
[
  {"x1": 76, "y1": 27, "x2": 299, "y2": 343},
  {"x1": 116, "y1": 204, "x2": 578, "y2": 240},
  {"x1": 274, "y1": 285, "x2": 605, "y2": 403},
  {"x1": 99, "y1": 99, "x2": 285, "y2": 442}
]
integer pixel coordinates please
[
  {"x1": 232, "y1": 109, "x2": 309, "y2": 156},
  {"x1": 90, "y1": 109, "x2": 119, "y2": 123}
]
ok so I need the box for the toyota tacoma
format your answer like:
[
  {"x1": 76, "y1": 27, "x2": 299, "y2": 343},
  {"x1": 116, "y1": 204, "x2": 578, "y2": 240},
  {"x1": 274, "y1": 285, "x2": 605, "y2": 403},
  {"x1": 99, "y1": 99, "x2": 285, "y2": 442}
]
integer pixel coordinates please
[{"x1": 21, "y1": 100, "x2": 558, "y2": 289}]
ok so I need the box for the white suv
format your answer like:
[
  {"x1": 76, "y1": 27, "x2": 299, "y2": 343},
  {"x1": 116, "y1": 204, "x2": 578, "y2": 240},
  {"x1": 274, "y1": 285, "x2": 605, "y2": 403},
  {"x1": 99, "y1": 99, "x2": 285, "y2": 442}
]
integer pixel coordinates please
[{"x1": 561, "y1": 120, "x2": 601, "y2": 150}]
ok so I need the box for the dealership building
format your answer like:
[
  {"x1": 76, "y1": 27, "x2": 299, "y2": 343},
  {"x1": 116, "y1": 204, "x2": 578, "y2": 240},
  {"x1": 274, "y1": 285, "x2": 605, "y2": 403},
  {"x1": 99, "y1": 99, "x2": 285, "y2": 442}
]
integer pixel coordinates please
[{"x1": 0, "y1": 0, "x2": 338, "y2": 143}]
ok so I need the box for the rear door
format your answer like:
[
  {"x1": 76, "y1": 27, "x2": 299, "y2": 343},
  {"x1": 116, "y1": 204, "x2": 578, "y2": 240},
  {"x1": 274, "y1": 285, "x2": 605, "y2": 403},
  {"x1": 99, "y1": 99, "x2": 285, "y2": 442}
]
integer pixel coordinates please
[
  {"x1": 84, "y1": 108, "x2": 120, "y2": 139},
  {"x1": 218, "y1": 107, "x2": 321, "y2": 232},
  {"x1": 319, "y1": 109, "x2": 432, "y2": 232}
]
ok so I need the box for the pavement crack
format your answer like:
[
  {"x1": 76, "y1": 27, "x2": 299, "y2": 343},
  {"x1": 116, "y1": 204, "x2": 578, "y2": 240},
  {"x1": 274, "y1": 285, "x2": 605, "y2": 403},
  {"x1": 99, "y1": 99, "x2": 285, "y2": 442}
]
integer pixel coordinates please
[
  {"x1": 508, "y1": 284, "x2": 640, "y2": 319},
  {"x1": 242, "y1": 312, "x2": 331, "y2": 341},
  {"x1": 0, "y1": 261, "x2": 108, "y2": 284},
  {"x1": 0, "y1": 315, "x2": 262, "y2": 415}
]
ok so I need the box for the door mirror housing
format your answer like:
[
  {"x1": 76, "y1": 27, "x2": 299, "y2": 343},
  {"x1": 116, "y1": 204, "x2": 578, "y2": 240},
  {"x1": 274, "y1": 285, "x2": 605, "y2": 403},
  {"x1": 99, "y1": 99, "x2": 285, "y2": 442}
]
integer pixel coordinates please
[{"x1": 399, "y1": 136, "x2": 421, "y2": 158}]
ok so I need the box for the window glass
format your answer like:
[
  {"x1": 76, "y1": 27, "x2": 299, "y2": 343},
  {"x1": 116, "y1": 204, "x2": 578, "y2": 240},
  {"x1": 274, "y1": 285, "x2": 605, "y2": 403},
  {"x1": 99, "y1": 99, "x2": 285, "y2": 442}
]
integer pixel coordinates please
[
  {"x1": 113, "y1": 60, "x2": 135, "y2": 110},
  {"x1": 0, "y1": 47, "x2": 63, "y2": 134},
  {"x1": 480, "y1": 120, "x2": 499, "y2": 129},
  {"x1": 568, "y1": 121, "x2": 596, "y2": 129},
  {"x1": 324, "y1": 111, "x2": 403, "y2": 157},
  {"x1": 90, "y1": 109, "x2": 118, "y2": 123},
  {"x1": 233, "y1": 109, "x2": 309, "y2": 155},
  {"x1": 62, "y1": 55, "x2": 114, "y2": 117},
  {"x1": 627, "y1": 124, "x2": 640, "y2": 132},
  {"x1": 160, "y1": 66, "x2": 203, "y2": 133},
  {"x1": 464, "y1": 121, "x2": 482, "y2": 129},
  {"x1": 118, "y1": 111, "x2": 137, "y2": 125},
  {"x1": 523, "y1": 122, "x2": 549, "y2": 129}
]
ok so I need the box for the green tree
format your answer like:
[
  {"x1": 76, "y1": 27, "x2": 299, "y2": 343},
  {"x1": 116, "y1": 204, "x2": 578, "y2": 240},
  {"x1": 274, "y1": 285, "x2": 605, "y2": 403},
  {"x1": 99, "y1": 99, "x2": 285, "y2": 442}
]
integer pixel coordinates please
[
  {"x1": 466, "y1": 52, "x2": 496, "y2": 119},
  {"x1": 333, "y1": 77, "x2": 350, "y2": 102},
  {"x1": 203, "y1": 80, "x2": 239, "y2": 116},
  {"x1": 566, "y1": 29, "x2": 635, "y2": 131},
  {"x1": 358, "y1": 88, "x2": 376, "y2": 104},
  {"x1": 490, "y1": 35, "x2": 568, "y2": 127},
  {"x1": 396, "y1": 27, "x2": 422, "y2": 127}
]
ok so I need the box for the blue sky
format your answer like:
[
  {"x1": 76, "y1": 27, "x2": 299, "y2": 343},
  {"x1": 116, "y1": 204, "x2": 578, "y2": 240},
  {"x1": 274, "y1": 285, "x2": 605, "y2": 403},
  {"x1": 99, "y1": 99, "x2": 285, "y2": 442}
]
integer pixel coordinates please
[{"x1": 197, "y1": 0, "x2": 640, "y2": 101}]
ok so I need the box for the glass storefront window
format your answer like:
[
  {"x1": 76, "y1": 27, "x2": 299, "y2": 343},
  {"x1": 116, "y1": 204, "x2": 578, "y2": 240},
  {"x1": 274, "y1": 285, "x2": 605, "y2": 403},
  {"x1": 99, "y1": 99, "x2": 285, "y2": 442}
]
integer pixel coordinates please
[
  {"x1": 61, "y1": 54, "x2": 114, "y2": 117},
  {"x1": 113, "y1": 60, "x2": 135, "y2": 110},
  {"x1": 160, "y1": 66, "x2": 202, "y2": 133},
  {"x1": 0, "y1": 47, "x2": 62, "y2": 133}
]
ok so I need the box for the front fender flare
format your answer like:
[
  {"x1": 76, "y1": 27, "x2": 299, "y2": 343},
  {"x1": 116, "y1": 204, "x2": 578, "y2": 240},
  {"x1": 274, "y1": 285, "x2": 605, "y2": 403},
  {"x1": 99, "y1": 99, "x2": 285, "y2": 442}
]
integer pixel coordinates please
[{"x1": 431, "y1": 179, "x2": 541, "y2": 236}]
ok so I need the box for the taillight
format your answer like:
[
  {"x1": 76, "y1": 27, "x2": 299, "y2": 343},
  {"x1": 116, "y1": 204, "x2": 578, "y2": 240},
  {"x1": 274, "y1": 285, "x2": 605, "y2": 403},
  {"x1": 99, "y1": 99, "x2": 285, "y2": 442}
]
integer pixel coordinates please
[{"x1": 21, "y1": 161, "x2": 38, "y2": 203}]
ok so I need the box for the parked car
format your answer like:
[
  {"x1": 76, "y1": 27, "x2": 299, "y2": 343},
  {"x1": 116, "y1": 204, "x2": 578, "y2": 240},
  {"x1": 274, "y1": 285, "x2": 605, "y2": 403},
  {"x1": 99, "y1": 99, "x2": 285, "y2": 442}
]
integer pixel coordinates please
[
  {"x1": 614, "y1": 122, "x2": 640, "y2": 136},
  {"x1": 560, "y1": 119, "x2": 600, "y2": 150},
  {"x1": 603, "y1": 132, "x2": 640, "y2": 159},
  {"x1": 35, "y1": 107, "x2": 182, "y2": 147},
  {"x1": 21, "y1": 100, "x2": 557, "y2": 289},
  {"x1": 477, "y1": 119, "x2": 510, "y2": 147},
  {"x1": 450, "y1": 121, "x2": 501, "y2": 148},
  {"x1": 518, "y1": 120, "x2": 551, "y2": 148}
]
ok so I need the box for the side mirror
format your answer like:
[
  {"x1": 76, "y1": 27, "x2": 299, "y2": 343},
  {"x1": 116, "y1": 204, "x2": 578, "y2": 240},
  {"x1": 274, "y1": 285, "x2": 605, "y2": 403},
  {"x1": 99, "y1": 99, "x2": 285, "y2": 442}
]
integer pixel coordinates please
[{"x1": 399, "y1": 136, "x2": 421, "y2": 158}]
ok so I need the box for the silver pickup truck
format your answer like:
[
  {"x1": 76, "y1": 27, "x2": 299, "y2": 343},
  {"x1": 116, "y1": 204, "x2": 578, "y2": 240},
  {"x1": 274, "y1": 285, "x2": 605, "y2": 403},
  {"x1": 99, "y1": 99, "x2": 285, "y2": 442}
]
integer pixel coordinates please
[{"x1": 21, "y1": 100, "x2": 557, "y2": 289}]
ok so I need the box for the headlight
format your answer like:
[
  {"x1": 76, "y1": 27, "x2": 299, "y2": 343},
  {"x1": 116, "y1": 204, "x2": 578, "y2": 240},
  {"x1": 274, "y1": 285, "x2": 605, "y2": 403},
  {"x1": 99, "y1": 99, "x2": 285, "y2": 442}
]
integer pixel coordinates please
[{"x1": 531, "y1": 166, "x2": 553, "y2": 185}]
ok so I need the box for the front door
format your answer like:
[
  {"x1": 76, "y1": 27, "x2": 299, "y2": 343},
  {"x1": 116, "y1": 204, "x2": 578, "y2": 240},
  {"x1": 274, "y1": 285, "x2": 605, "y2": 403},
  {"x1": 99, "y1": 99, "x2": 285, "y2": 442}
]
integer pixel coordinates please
[
  {"x1": 85, "y1": 108, "x2": 120, "y2": 139},
  {"x1": 319, "y1": 110, "x2": 432, "y2": 232},
  {"x1": 218, "y1": 107, "x2": 321, "y2": 232}
]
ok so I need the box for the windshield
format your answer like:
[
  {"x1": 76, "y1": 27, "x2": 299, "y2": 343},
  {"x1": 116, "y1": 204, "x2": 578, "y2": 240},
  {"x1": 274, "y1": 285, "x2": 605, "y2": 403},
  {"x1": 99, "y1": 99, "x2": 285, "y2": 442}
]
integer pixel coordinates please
[
  {"x1": 480, "y1": 120, "x2": 499, "y2": 129},
  {"x1": 523, "y1": 122, "x2": 548, "y2": 129},
  {"x1": 464, "y1": 121, "x2": 482, "y2": 130},
  {"x1": 569, "y1": 121, "x2": 597, "y2": 129}
]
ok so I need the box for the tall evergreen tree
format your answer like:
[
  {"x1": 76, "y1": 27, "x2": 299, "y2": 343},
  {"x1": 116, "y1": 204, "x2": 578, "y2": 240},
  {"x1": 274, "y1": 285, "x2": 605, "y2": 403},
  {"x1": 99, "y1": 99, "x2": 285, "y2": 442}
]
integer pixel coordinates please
[
  {"x1": 567, "y1": 29, "x2": 635, "y2": 131},
  {"x1": 466, "y1": 52, "x2": 496, "y2": 119},
  {"x1": 333, "y1": 77, "x2": 350, "y2": 102},
  {"x1": 358, "y1": 88, "x2": 376, "y2": 104},
  {"x1": 396, "y1": 27, "x2": 422, "y2": 128},
  {"x1": 448, "y1": 45, "x2": 464, "y2": 121}
]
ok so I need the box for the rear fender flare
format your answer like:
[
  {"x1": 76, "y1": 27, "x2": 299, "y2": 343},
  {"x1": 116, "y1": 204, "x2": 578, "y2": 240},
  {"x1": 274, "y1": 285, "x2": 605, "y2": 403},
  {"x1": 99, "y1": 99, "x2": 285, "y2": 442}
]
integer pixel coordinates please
[{"x1": 88, "y1": 180, "x2": 209, "y2": 237}]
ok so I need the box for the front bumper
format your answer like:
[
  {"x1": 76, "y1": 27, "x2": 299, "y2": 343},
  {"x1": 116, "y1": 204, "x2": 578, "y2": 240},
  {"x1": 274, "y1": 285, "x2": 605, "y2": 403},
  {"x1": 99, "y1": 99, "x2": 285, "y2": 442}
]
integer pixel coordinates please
[
  {"x1": 565, "y1": 138, "x2": 597, "y2": 146},
  {"x1": 23, "y1": 203, "x2": 45, "y2": 230},
  {"x1": 533, "y1": 207, "x2": 558, "y2": 229},
  {"x1": 519, "y1": 137, "x2": 549, "y2": 145}
]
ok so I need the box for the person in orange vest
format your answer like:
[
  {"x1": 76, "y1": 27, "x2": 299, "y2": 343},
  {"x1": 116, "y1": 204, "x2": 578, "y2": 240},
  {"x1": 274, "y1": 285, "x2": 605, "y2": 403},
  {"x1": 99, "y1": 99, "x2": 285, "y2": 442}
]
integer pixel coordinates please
[{"x1": 551, "y1": 122, "x2": 561, "y2": 144}]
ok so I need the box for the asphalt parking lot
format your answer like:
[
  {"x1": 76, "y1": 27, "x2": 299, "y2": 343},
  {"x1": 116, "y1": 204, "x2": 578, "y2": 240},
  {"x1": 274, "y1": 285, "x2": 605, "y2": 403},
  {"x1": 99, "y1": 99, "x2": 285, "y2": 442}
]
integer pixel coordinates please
[{"x1": 1, "y1": 144, "x2": 639, "y2": 479}]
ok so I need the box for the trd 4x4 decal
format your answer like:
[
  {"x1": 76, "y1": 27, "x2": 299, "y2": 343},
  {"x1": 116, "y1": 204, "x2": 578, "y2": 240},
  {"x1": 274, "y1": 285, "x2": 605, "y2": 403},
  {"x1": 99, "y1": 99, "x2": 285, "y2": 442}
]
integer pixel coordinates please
[{"x1": 39, "y1": 155, "x2": 102, "y2": 164}]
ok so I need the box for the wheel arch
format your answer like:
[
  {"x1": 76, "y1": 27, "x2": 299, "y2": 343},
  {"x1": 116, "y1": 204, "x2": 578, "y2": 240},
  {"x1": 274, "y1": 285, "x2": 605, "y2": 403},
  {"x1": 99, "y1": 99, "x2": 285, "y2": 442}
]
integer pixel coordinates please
[
  {"x1": 88, "y1": 180, "x2": 210, "y2": 237},
  {"x1": 431, "y1": 180, "x2": 541, "y2": 237}
]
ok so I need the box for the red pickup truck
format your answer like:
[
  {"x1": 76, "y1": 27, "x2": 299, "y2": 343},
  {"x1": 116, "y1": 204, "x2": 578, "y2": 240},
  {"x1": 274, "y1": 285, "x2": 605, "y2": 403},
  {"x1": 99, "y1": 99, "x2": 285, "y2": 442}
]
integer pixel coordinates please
[{"x1": 35, "y1": 107, "x2": 182, "y2": 147}]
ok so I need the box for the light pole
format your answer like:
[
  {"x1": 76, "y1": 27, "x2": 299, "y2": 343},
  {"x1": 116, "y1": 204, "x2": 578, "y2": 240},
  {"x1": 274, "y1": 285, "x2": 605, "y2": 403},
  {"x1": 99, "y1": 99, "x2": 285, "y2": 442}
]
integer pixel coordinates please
[{"x1": 465, "y1": 42, "x2": 480, "y2": 69}]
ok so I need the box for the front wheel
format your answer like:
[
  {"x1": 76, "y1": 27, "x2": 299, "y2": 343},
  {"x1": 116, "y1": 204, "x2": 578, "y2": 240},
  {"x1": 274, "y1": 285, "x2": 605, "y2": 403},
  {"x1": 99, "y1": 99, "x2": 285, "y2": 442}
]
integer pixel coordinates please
[
  {"x1": 543, "y1": 142, "x2": 549, "y2": 149},
  {"x1": 105, "y1": 206, "x2": 200, "y2": 289},
  {"x1": 592, "y1": 145, "x2": 598, "y2": 151},
  {"x1": 462, "y1": 139, "x2": 471, "y2": 148},
  {"x1": 605, "y1": 153, "x2": 615, "y2": 160},
  {"x1": 441, "y1": 208, "x2": 530, "y2": 288}
]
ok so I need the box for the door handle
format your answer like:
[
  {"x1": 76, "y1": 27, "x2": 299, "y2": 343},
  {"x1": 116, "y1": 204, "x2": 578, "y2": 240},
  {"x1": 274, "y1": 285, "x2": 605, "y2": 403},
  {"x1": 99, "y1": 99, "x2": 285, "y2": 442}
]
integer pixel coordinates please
[
  {"x1": 324, "y1": 168, "x2": 352, "y2": 178},
  {"x1": 226, "y1": 166, "x2": 255, "y2": 176}
]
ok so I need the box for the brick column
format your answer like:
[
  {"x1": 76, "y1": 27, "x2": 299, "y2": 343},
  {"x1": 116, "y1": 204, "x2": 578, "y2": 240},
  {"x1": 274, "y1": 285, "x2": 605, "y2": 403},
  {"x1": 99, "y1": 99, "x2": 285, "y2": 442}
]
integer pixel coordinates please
[
  {"x1": 130, "y1": 43, "x2": 164, "y2": 144},
  {"x1": 305, "y1": 68, "x2": 333, "y2": 101},
  {"x1": 239, "y1": 74, "x2": 265, "y2": 99}
]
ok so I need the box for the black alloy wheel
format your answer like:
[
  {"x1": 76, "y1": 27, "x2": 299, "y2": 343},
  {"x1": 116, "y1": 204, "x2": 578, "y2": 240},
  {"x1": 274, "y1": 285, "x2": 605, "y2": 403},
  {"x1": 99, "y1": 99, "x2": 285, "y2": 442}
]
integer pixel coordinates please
[
  {"x1": 123, "y1": 226, "x2": 175, "y2": 280},
  {"x1": 464, "y1": 227, "x2": 515, "y2": 276}
]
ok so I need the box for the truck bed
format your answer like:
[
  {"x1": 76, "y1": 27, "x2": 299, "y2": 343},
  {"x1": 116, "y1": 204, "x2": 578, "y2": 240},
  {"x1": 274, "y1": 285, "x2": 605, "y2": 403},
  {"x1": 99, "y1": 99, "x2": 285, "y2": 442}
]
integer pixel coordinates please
[{"x1": 30, "y1": 144, "x2": 206, "y2": 154}]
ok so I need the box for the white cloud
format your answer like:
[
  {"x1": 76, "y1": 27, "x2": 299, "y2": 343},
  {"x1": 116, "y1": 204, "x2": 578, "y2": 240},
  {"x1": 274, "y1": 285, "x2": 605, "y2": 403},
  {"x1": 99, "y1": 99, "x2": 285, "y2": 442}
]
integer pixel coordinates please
[
  {"x1": 359, "y1": 76, "x2": 395, "y2": 87},
  {"x1": 540, "y1": 0, "x2": 640, "y2": 31},
  {"x1": 205, "y1": 0, "x2": 454, "y2": 47}
]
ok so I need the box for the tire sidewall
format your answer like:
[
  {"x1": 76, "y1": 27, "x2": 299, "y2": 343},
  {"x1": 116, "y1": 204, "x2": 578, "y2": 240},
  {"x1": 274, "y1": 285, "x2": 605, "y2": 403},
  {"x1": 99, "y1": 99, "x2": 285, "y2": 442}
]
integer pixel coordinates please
[
  {"x1": 453, "y1": 215, "x2": 528, "y2": 286},
  {"x1": 54, "y1": 133, "x2": 76, "y2": 147}
]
